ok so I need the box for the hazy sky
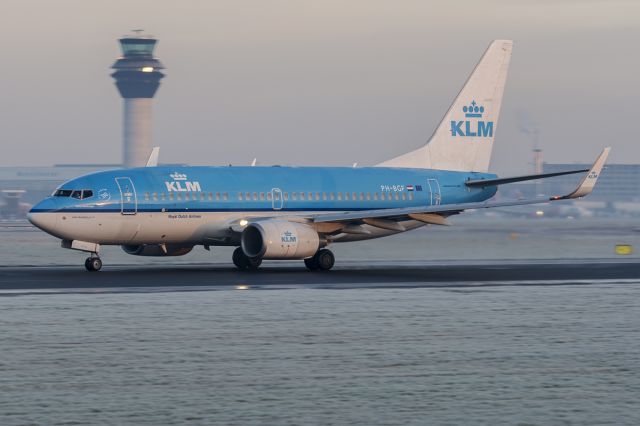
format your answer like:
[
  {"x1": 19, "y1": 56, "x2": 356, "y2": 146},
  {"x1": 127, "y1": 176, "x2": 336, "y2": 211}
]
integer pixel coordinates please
[{"x1": 0, "y1": 0, "x2": 638, "y2": 174}]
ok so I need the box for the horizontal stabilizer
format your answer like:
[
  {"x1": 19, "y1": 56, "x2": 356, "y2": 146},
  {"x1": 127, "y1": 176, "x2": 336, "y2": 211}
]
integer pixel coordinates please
[{"x1": 465, "y1": 168, "x2": 589, "y2": 187}]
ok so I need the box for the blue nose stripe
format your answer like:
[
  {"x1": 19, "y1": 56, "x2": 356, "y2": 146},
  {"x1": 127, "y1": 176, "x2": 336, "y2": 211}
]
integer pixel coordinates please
[{"x1": 28, "y1": 197, "x2": 59, "y2": 213}]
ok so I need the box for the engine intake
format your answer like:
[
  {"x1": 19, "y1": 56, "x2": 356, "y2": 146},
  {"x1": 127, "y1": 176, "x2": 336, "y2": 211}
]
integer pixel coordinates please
[
  {"x1": 121, "y1": 244, "x2": 193, "y2": 257},
  {"x1": 241, "y1": 220, "x2": 320, "y2": 259}
]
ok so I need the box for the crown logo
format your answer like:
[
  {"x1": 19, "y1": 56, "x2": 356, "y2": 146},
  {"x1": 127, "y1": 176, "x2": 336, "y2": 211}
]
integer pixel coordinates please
[
  {"x1": 463, "y1": 100, "x2": 485, "y2": 118},
  {"x1": 170, "y1": 172, "x2": 187, "y2": 181}
]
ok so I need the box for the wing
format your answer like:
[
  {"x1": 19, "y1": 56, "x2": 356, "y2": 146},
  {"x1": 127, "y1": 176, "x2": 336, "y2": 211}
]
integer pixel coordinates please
[
  {"x1": 311, "y1": 147, "x2": 610, "y2": 226},
  {"x1": 215, "y1": 148, "x2": 609, "y2": 241}
]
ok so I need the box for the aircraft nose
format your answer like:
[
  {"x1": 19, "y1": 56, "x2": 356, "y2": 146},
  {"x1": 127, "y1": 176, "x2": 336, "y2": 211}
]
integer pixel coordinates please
[{"x1": 27, "y1": 198, "x2": 59, "y2": 234}]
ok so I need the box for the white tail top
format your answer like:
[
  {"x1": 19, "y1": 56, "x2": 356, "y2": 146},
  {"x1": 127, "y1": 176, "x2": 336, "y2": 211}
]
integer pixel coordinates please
[{"x1": 377, "y1": 40, "x2": 513, "y2": 172}]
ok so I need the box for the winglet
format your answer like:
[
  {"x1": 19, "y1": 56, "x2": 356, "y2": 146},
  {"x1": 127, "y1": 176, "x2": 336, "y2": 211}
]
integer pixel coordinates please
[
  {"x1": 146, "y1": 147, "x2": 160, "y2": 167},
  {"x1": 552, "y1": 147, "x2": 610, "y2": 200}
]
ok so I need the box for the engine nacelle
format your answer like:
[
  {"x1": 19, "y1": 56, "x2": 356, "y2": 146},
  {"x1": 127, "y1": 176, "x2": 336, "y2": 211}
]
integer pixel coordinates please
[
  {"x1": 241, "y1": 220, "x2": 320, "y2": 259},
  {"x1": 121, "y1": 244, "x2": 193, "y2": 257}
]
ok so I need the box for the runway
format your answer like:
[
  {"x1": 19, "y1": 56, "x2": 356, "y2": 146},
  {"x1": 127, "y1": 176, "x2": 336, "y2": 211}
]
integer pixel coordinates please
[{"x1": 1, "y1": 260, "x2": 638, "y2": 291}]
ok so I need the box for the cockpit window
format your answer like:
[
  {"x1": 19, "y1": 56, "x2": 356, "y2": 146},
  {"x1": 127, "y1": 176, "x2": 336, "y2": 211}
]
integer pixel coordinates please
[
  {"x1": 54, "y1": 189, "x2": 73, "y2": 197},
  {"x1": 54, "y1": 189, "x2": 94, "y2": 199}
]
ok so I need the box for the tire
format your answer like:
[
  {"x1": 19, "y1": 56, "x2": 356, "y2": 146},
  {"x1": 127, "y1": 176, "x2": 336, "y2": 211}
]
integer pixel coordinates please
[
  {"x1": 304, "y1": 257, "x2": 319, "y2": 271},
  {"x1": 232, "y1": 247, "x2": 249, "y2": 270},
  {"x1": 247, "y1": 256, "x2": 262, "y2": 270},
  {"x1": 315, "y1": 249, "x2": 335, "y2": 271},
  {"x1": 85, "y1": 257, "x2": 102, "y2": 272}
]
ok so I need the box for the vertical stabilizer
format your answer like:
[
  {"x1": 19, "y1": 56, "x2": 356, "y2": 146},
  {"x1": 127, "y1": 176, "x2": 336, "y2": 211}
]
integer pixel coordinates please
[{"x1": 377, "y1": 40, "x2": 513, "y2": 172}]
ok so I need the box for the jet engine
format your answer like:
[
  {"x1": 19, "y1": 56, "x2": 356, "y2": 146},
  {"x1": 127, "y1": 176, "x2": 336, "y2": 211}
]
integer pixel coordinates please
[
  {"x1": 241, "y1": 220, "x2": 320, "y2": 259},
  {"x1": 121, "y1": 244, "x2": 193, "y2": 257}
]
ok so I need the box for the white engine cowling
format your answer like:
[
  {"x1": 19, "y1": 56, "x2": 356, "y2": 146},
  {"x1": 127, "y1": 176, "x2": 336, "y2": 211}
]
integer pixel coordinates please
[
  {"x1": 241, "y1": 220, "x2": 320, "y2": 259},
  {"x1": 121, "y1": 244, "x2": 193, "y2": 257}
]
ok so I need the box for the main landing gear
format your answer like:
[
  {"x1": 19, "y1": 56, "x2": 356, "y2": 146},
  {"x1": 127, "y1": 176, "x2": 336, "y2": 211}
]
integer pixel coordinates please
[
  {"x1": 304, "y1": 249, "x2": 335, "y2": 271},
  {"x1": 84, "y1": 256, "x2": 102, "y2": 272},
  {"x1": 232, "y1": 247, "x2": 262, "y2": 271},
  {"x1": 231, "y1": 247, "x2": 335, "y2": 271}
]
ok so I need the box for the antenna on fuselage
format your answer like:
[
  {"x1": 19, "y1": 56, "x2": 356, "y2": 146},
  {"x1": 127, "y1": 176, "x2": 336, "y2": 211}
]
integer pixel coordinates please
[
  {"x1": 251, "y1": 158, "x2": 257, "y2": 167},
  {"x1": 145, "y1": 147, "x2": 160, "y2": 167}
]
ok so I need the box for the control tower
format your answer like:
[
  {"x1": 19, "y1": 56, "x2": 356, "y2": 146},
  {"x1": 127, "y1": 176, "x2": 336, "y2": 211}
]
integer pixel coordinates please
[{"x1": 111, "y1": 31, "x2": 165, "y2": 168}]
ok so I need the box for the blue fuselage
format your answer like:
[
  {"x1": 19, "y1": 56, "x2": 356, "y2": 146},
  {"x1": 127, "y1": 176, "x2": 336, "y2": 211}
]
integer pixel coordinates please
[{"x1": 32, "y1": 166, "x2": 498, "y2": 214}]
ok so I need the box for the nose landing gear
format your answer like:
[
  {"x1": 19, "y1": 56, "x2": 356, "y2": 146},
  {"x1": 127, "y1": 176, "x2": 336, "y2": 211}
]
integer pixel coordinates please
[{"x1": 84, "y1": 256, "x2": 102, "y2": 272}]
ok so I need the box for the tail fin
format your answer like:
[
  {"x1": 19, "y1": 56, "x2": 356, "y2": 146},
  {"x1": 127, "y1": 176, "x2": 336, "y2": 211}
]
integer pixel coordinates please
[{"x1": 377, "y1": 40, "x2": 513, "y2": 172}]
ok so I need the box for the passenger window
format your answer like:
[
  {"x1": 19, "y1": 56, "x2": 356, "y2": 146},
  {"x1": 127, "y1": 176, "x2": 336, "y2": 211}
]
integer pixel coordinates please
[
  {"x1": 337, "y1": 193, "x2": 342, "y2": 201},
  {"x1": 223, "y1": 193, "x2": 229, "y2": 201},
  {"x1": 360, "y1": 192, "x2": 364, "y2": 201},
  {"x1": 394, "y1": 193, "x2": 399, "y2": 201},
  {"x1": 260, "y1": 192, "x2": 265, "y2": 201},
  {"x1": 316, "y1": 192, "x2": 320, "y2": 201},
  {"x1": 208, "y1": 192, "x2": 213, "y2": 201},
  {"x1": 344, "y1": 193, "x2": 350, "y2": 201},
  {"x1": 374, "y1": 193, "x2": 379, "y2": 200},
  {"x1": 409, "y1": 192, "x2": 414, "y2": 201},
  {"x1": 267, "y1": 192, "x2": 272, "y2": 201},
  {"x1": 381, "y1": 193, "x2": 386, "y2": 201},
  {"x1": 366, "y1": 192, "x2": 371, "y2": 201},
  {"x1": 144, "y1": 192, "x2": 150, "y2": 201},
  {"x1": 238, "y1": 192, "x2": 243, "y2": 201},
  {"x1": 330, "y1": 193, "x2": 335, "y2": 201},
  {"x1": 153, "y1": 192, "x2": 158, "y2": 201},
  {"x1": 401, "y1": 192, "x2": 406, "y2": 201},
  {"x1": 160, "y1": 193, "x2": 166, "y2": 201},
  {"x1": 252, "y1": 192, "x2": 258, "y2": 201},
  {"x1": 245, "y1": 192, "x2": 251, "y2": 201},
  {"x1": 176, "y1": 193, "x2": 182, "y2": 201},
  {"x1": 169, "y1": 193, "x2": 174, "y2": 201},
  {"x1": 215, "y1": 192, "x2": 219, "y2": 201},
  {"x1": 322, "y1": 192, "x2": 327, "y2": 201},
  {"x1": 284, "y1": 193, "x2": 289, "y2": 201},
  {"x1": 300, "y1": 192, "x2": 306, "y2": 200},
  {"x1": 309, "y1": 192, "x2": 313, "y2": 200},
  {"x1": 352, "y1": 192, "x2": 357, "y2": 200},
  {"x1": 292, "y1": 192, "x2": 298, "y2": 200}
]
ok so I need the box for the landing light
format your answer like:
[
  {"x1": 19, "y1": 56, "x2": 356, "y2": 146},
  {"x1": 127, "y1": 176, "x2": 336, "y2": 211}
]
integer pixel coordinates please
[
  {"x1": 235, "y1": 284, "x2": 249, "y2": 290},
  {"x1": 141, "y1": 66, "x2": 154, "y2": 72},
  {"x1": 239, "y1": 219, "x2": 248, "y2": 227},
  {"x1": 535, "y1": 210, "x2": 544, "y2": 217}
]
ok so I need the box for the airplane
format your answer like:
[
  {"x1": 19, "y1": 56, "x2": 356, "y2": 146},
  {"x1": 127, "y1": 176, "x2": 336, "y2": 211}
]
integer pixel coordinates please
[{"x1": 27, "y1": 40, "x2": 610, "y2": 272}]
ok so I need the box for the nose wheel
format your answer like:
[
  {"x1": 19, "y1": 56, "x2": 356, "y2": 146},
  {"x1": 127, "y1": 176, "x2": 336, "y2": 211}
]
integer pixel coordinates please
[
  {"x1": 304, "y1": 249, "x2": 335, "y2": 271},
  {"x1": 85, "y1": 256, "x2": 102, "y2": 272}
]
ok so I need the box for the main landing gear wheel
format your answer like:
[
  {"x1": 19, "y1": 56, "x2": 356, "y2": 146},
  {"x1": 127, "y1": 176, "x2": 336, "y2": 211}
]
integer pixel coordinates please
[
  {"x1": 232, "y1": 247, "x2": 262, "y2": 270},
  {"x1": 84, "y1": 257, "x2": 102, "y2": 272},
  {"x1": 305, "y1": 249, "x2": 335, "y2": 271}
]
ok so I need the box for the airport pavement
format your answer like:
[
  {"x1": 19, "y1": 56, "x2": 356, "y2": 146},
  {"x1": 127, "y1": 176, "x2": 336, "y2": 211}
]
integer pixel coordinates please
[{"x1": 0, "y1": 260, "x2": 638, "y2": 291}]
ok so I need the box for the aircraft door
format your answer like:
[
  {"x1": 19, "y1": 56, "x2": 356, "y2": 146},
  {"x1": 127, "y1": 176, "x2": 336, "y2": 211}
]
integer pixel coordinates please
[
  {"x1": 115, "y1": 177, "x2": 137, "y2": 215},
  {"x1": 271, "y1": 188, "x2": 283, "y2": 210},
  {"x1": 427, "y1": 179, "x2": 442, "y2": 206}
]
